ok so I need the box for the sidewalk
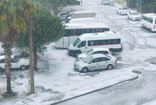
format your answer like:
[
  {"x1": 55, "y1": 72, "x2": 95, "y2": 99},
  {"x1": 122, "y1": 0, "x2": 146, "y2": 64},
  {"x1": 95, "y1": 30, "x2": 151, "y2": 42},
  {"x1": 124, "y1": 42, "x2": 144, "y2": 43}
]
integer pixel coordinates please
[{"x1": 1, "y1": 70, "x2": 138, "y2": 105}]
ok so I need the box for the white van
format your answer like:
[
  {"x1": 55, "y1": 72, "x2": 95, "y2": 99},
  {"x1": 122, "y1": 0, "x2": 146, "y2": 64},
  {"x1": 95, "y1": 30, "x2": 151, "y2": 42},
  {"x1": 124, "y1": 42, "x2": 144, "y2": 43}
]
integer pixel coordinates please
[
  {"x1": 68, "y1": 31, "x2": 122, "y2": 57},
  {"x1": 69, "y1": 11, "x2": 96, "y2": 19},
  {"x1": 68, "y1": 18, "x2": 98, "y2": 24},
  {"x1": 142, "y1": 13, "x2": 156, "y2": 32}
]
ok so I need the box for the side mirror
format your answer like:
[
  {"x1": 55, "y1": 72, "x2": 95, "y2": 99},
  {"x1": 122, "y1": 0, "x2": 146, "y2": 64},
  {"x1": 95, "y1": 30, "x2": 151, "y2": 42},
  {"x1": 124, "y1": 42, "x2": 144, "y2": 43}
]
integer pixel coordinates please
[{"x1": 77, "y1": 45, "x2": 81, "y2": 48}]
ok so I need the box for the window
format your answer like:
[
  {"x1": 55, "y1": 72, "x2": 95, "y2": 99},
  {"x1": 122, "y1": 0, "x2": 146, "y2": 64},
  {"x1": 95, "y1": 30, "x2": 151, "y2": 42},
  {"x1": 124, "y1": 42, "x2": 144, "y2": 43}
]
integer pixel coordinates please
[
  {"x1": 88, "y1": 41, "x2": 94, "y2": 46},
  {"x1": 0, "y1": 59, "x2": 5, "y2": 63},
  {"x1": 93, "y1": 51, "x2": 109, "y2": 55},
  {"x1": 91, "y1": 58, "x2": 100, "y2": 63},
  {"x1": 78, "y1": 41, "x2": 86, "y2": 48},
  {"x1": 11, "y1": 59, "x2": 16, "y2": 63},
  {"x1": 73, "y1": 38, "x2": 81, "y2": 46},
  {"x1": 65, "y1": 27, "x2": 109, "y2": 37},
  {"x1": 149, "y1": 19, "x2": 153, "y2": 23},
  {"x1": 100, "y1": 57, "x2": 110, "y2": 61},
  {"x1": 88, "y1": 39, "x2": 121, "y2": 46}
]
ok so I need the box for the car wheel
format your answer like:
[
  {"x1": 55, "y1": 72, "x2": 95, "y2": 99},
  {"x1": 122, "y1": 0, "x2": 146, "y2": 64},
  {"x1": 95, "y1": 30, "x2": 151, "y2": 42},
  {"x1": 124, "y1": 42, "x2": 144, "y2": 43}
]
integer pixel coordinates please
[
  {"x1": 20, "y1": 65, "x2": 26, "y2": 70},
  {"x1": 75, "y1": 51, "x2": 81, "y2": 57},
  {"x1": 82, "y1": 67, "x2": 88, "y2": 73},
  {"x1": 150, "y1": 28, "x2": 153, "y2": 32},
  {"x1": 75, "y1": 53, "x2": 80, "y2": 57},
  {"x1": 107, "y1": 64, "x2": 113, "y2": 70}
]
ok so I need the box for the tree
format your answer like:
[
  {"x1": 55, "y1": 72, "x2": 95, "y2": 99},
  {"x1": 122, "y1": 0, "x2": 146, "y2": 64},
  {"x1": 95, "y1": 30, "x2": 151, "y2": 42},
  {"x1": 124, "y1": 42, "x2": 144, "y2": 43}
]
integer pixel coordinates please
[
  {"x1": 142, "y1": 0, "x2": 156, "y2": 13},
  {"x1": 0, "y1": 0, "x2": 27, "y2": 97},
  {"x1": 126, "y1": 0, "x2": 137, "y2": 9},
  {"x1": 48, "y1": 0, "x2": 77, "y2": 16},
  {"x1": 16, "y1": 6, "x2": 64, "y2": 71},
  {"x1": 0, "y1": 0, "x2": 37, "y2": 96},
  {"x1": 21, "y1": 0, "x2": 37, "y2": 94}
]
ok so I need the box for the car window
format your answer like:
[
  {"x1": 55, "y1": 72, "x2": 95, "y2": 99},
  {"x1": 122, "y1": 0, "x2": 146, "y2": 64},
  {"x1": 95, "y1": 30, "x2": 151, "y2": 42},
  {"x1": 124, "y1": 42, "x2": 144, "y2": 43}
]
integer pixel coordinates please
[
  {"x1": 11, "y1": 59, "x2": 16, "y2": 63},
  {"x1": 91, "y1": 58, "x2": 100, "y2": 63},
  {"x1": 92, "y1": 51, "x2": 109, "y2": 55},
  {"x1": 101, "y1": 51, "x2": 109, "y2": 54},
  {"x1": 78, "y1": 41, "x2": 86, "y2": 48},
  {"x1": 0, "y1": 59, "x2": 5, "y2": 63},
  {"x1": 86, "y1": 49, "x2": 94, "y2": 55},
  {"x1": 123, "y1": 7, "x2": 128, "y2": 10},
  {"x1": 100, "y1": 57, "x2": 110, "y2": 61},
  {"x1": 132, "y1": 12, "x2": 139, "y2": 15}
]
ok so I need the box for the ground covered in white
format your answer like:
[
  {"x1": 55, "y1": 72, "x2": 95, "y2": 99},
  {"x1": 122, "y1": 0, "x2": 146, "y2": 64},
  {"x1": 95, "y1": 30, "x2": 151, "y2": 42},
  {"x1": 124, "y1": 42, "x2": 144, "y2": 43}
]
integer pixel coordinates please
[{"x1": 0, "y1": 43, "x2": 139, "y2": 105}]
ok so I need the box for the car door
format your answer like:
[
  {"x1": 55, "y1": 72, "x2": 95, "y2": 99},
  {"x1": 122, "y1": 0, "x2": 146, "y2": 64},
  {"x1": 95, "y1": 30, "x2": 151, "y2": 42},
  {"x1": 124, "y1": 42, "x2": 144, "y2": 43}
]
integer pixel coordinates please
[
  {"x1": 88, "y1": 58, "x2": 101, "y2": 71},
  {"x1": 98, "y1": 57, "x2": 110, "y2": 69},
  {"x1": 11, "y1": 59, "x2": 18, "y2": 69},
  {"x1": 77, "y1": 41, "x2": 88, "y2": 53}
]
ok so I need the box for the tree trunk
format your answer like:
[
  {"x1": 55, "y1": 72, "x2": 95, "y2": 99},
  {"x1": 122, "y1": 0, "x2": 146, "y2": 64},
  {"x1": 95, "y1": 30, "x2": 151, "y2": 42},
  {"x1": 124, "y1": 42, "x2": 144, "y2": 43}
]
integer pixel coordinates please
[
  {"x1": 33, "y1": 50, "x2": 37, "y2": 71},
  {"x1": 4, "y1": 44, "x2": 12, "y2": 94},
  {"x1": 52, "y1": 5, "x2": 59, "y2": 16},
  {"x1": 29, "y1": 17, "x2": 35, "y2": 94}
]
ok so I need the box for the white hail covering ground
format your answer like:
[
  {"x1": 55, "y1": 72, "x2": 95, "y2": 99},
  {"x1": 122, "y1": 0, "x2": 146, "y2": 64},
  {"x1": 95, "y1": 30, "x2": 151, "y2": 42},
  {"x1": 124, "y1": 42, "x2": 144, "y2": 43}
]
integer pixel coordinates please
[{"x1": 0, "y1": 43, "x2": 138, "y2": 105}]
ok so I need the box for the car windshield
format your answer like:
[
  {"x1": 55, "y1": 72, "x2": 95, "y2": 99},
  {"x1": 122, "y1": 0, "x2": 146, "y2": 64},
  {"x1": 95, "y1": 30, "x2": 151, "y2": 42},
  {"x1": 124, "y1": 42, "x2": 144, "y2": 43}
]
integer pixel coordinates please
[
  {"x1": 123, "y1": 7, "x2": 128, "y2": 10},
  {"x1": 86, "y1": 49, "x2": 94, "y2": 56},
  {"x1": 132, "y1": 12, "x2": 139, "y2": 15},
  {"x1": 73, "y1": 38, "x2": 81, "y2": 46},
  {"x1": 83, "y1": 55, "x2": 94, "y2": 63}
]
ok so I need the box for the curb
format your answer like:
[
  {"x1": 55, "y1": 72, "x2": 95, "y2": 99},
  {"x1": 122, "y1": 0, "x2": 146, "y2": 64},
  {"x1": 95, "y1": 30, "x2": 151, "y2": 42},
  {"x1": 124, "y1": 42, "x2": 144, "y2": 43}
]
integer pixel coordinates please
[{"x1": 51, "y1": 74, "x2": 139, "y2": 105}]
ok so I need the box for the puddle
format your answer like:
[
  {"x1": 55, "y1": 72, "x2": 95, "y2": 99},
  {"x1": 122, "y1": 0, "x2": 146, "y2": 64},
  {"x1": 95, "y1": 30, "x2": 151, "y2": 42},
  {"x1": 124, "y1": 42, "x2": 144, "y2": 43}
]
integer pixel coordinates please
[{"x1": 132, "y1": 70, "x2": 142, "y2": 74}]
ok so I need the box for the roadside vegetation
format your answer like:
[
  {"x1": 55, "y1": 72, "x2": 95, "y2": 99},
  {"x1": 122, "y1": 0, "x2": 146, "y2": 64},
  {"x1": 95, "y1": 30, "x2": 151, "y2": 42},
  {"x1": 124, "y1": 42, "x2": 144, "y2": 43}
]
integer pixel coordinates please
[
  {"x1": 125, "y1": 0, "x2": 156, "y2": 13},
  {"x1": 0, "y1": 0, "x2": 76, "y2": 99}
]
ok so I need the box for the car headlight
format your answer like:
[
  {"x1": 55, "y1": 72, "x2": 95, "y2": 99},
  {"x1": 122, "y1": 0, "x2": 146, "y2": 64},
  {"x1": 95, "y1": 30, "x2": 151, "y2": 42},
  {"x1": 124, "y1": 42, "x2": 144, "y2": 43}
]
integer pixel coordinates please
[{"x1": 77, "y1": 64, "x2": 80, "y2": 68}]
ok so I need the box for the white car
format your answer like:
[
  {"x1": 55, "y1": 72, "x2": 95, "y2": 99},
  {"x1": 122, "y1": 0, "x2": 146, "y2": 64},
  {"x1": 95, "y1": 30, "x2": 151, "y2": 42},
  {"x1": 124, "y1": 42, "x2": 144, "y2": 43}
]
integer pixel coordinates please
[
  {"x1": 0, "y1": 55, "x2": 29, "y2": 71},
  {"x1": 116, "y1": 7, "x2": 128, "y2": 15},
  {"x1": 127, "y1": 10, "x2": 141, "y2": 21},
  {"x1": 0, "y1": 43, "x2": 29, "y2": 57},
  {"x1": 101, "y1": 0, "x2": 111, "y2": 5},
  {"x1": 74, "y1": 54, "x2": 117, "y2": 72},
  {"x1": 77, "y1": 48, "x2": 112, "y2": 61}
]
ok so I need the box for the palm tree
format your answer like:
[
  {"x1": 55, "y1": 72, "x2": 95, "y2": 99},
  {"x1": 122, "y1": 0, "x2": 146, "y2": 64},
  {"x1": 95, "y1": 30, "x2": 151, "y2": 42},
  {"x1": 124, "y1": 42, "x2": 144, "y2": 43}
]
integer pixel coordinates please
[
  {"x1": 0, "y1": 0, "x2": 36, "y2": 96},
  {"x1": 18, "y1": 0, "x2": 37, "y2": 94}
]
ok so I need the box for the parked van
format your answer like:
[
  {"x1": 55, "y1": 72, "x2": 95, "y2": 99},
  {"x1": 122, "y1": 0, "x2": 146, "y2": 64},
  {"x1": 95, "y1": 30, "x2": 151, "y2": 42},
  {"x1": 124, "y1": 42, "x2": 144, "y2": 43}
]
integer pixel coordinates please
[
  {"x1": 142, "y1": 13, "x2": 156, "y2": 32},
  {"x1": 67, "y1": 11, "x2": 96, "y2": 21},
  {"x1": 68, "y1": 18, "x2": 98, "y2": 24},
  {"x1": 68, "y1": 31, "x2": 122, "y2": 57}
]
